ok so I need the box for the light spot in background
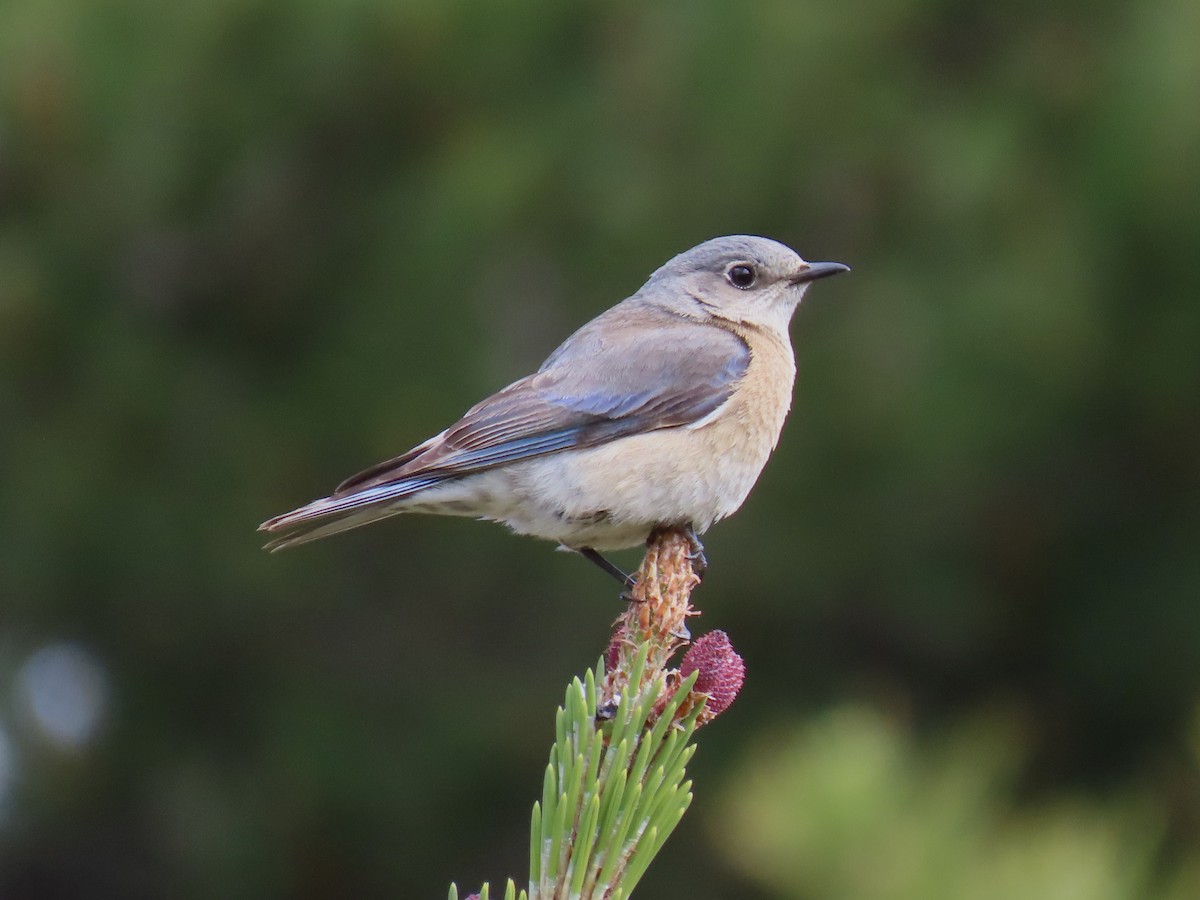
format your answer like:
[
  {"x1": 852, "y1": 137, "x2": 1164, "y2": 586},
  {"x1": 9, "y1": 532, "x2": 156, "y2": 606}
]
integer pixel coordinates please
[{"x1": 15, "y1": 642, "x2": 110, "y2": 751}]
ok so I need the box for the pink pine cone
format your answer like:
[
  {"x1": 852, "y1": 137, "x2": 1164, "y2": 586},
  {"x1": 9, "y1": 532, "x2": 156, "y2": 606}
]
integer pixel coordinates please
[{"x1": 680, "y1": 630, "x2": 745, "y2": 719}]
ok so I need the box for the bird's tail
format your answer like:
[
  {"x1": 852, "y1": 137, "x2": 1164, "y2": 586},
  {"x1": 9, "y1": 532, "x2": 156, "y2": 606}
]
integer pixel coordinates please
[{"x1": 258, "y1": 477, "x2": 441, "y2": 552}]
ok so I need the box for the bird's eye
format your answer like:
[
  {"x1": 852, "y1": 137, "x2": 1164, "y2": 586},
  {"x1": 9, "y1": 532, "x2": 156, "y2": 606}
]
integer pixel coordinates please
[{"x1": 726, "y1": 264, "x2": 757, "y2": 289}]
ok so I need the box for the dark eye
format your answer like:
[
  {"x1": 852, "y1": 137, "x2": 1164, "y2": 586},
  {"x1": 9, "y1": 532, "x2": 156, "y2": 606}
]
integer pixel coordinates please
[{"x1": 726, "y1": 264, "x2": 757, "y2": 289}]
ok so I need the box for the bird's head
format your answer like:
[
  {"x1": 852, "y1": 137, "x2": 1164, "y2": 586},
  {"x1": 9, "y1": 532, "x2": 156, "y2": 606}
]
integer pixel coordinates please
[{"x1": 643, "y1": 235, "x2": 849, "y2": 333}]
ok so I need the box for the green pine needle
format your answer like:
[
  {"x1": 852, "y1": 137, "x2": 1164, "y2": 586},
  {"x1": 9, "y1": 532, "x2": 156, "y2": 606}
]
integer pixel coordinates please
[
  {"x1": 452, "y1": 531, "x2": 734, "y2": 899},
  {"x1": 525, "y1": 659, "x2": 701, "y2": 899},
  {"x1": 448, "y1": 879, "x2": 526, "y2": 900}
]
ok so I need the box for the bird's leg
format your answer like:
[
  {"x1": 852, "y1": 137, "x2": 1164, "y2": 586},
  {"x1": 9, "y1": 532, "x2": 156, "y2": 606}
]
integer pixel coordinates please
[
  {"x1": 578, "y1": 547, "x2": 638, "y2": 600},
  {"x1": 682, "y1": 525, "x2": 708, "y2": 581}
]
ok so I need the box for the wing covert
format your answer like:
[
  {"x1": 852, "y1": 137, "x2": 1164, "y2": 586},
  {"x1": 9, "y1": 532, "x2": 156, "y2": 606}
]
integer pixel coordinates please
[{"x1": 333, "y1": 313, "x2": 749, "y2": 497}]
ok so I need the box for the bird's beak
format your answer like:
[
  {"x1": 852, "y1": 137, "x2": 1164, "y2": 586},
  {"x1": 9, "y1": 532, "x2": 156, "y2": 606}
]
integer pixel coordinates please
[{"x1": 790, "y1": 261, "x2": 851, "y2": 285}]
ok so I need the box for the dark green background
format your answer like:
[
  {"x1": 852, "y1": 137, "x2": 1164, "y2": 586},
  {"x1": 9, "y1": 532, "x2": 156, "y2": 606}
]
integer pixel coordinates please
[{"x1": 2, "y1": 0, "x2": 1198, "y2": 897}]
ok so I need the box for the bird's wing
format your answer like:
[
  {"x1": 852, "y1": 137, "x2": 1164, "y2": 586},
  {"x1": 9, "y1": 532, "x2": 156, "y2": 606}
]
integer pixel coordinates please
[
  {"x1": 259, "y1": 313, "x2": 749, "y2": 545},
  {"x1": 336, "y1": 313, "x2": 749, "y2": 495}
]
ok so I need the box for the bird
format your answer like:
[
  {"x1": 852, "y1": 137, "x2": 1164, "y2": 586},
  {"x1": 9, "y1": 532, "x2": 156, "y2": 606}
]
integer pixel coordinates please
[{"x1": 259, "y1": 235, "x2": 848, "y2": 587}]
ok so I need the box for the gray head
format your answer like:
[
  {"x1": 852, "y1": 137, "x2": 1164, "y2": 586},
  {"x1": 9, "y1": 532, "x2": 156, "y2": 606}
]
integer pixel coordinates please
[{"x1": 639, "y1": 235, "x2": 849, "y2": 332}]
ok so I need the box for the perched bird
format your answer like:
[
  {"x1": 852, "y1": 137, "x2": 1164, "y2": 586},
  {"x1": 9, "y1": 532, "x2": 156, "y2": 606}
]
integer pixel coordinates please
[{"x1": 259, "y1": 235, "x2": 848, "y2": 585}]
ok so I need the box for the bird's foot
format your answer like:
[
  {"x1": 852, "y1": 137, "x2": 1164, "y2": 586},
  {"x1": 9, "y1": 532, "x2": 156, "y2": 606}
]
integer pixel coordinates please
[
  {"x1": 682, "y1": 526, "x2": 708, "y2": 581},
  {"x1": 578, "y1": 546, "x2": 639, "y2": 600}
]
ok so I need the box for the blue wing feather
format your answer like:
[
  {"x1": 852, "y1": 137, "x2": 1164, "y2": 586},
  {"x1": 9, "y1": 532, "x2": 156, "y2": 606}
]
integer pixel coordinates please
[{"x1": 261, "y1": 309, "x2": 751, "y2": 540}]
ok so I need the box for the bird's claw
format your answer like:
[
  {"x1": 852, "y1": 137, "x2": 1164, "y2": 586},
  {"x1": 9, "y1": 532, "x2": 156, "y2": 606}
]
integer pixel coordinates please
[
  {"x1": 683, "y1": 527, "x2": 708, "y2": 581},
  {"x1": 619, "y1": 577, "x2": 640, "y2": 603}
]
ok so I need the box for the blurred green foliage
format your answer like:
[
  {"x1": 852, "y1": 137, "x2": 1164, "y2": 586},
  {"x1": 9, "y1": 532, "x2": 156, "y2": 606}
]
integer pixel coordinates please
[
  {"x1": 719, "y1": 705, "x2": 1200, "y2": 899},
  {"x1": 1, "y1": 0, "x2": 1197, "y2": 897}
]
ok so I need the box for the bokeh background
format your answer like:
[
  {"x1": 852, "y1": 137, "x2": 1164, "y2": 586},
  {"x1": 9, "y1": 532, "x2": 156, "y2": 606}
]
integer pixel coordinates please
[{"x1": 2, "y1": 0, "x2": 1199, "y2": 897}]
